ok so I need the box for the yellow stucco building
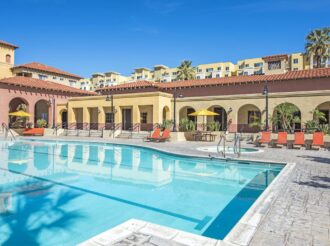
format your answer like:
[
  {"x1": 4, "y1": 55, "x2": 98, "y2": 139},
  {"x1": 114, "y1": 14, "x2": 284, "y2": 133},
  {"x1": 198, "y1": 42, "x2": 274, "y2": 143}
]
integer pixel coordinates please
[{"x1": 58, "y1": 68, "x2": 330, "y2": 136}]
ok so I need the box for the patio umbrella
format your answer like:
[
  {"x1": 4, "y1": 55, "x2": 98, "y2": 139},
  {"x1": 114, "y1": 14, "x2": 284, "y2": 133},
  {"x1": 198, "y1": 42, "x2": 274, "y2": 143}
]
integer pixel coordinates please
[
  {"x1": 8, "y1": 111, "x2": 31, "y2": 117},
  {"x1": 188, "y1": 109, "x2": 219, "y2": 131}
]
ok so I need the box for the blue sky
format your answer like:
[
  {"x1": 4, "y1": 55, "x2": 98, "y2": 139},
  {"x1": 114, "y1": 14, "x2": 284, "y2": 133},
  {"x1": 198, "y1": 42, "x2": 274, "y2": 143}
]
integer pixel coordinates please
[{"x1": 1, "y1": 0, "x2": 329, "y2": 77}]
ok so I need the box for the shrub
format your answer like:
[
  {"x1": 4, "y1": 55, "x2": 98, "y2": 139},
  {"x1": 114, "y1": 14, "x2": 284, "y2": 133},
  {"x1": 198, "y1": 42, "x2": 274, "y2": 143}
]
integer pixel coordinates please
[
  {"x1": 179, "y1": 117, "x2": 196, "y2": 132},
  {"x1": 36, "y1": 119, "x2": 47, "y2": 128},
  {"x1": 208, "y1": 121, "x2": 221, "y2": 131}
]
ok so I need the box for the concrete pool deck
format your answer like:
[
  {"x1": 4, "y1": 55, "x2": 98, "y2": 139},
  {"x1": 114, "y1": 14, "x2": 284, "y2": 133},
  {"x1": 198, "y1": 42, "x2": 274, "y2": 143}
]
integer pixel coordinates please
[{"x1": 18, "y1": 136, "x2": 330, "y2": 246}]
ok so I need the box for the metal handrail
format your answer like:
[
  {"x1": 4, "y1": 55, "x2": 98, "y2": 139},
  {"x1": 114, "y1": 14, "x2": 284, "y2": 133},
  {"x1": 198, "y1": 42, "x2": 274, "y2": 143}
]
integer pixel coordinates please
[
  {"x1": 217, "y1": 133, "x2": 226, "y2": 158},
  {"x1": 233, "y1": 133, "x2": 241, "y2": 158},
  {"x1": 2, "y1": 123, "x2": 16, "y2": 141}
]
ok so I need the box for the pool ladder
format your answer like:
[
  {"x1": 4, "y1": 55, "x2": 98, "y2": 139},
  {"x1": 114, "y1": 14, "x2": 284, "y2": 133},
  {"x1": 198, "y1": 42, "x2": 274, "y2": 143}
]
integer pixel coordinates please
[
  {"x1": 217, "y1": 132, "x2": 241, "y2": 158},
  {"x1": 1, "y1": 123, "x2": 16, "y2": 141}
]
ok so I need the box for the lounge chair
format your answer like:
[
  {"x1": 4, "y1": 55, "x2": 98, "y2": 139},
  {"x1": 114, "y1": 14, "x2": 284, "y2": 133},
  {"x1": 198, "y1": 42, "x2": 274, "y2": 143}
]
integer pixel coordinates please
[
  {"x1": 147, "y1": 129, "x2": 171, "y2": 142},
  {"x1": 293, "y1": 132, "x2": 305, "y2": 149},
  {"x1": 22, "y1": 128, "x2": 44, "y2": 136},
  {"x1": 144, "y1": 128, "x2": 161, "y2": 142},
  {"x1": 311, "y1": 132, "x2": 324, "y2": 149},
  {"x1": 274, "y1": 132, "x2": 287, "y2": 147},
  {"x1": 256, "y1": 131, "x2": 271, "y2": 147}
]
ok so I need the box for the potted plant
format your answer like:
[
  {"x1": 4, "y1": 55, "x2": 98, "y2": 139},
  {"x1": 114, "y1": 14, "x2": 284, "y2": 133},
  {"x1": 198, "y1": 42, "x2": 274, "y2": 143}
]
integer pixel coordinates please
[
  {"x1": 36, "y1": 119, "x2": 47, "y2": 128},
  {"x1": 179, "y1": 117, "x2": 196, "y2": 140}
]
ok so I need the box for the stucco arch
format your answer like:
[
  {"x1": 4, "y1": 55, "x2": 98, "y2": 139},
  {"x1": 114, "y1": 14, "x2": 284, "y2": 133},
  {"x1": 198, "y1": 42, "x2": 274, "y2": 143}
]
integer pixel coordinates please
[
  {"x1": 272, "y1": 102, "x2": 302, "y2": 132},
  {"x1": 315, "y1": 101, "x2": 330, "y2": 124},
  {"x1": 206, "y1": 105, "x2": 227, "y2": 131},
  {"x1": 179, "y1": 106, "x2": 196, "y2": 123},
  {"x1": 34, "y1": 99, "x2": 50, "y2": 127},
  {"x1": 237, "y1": 104, "x2": 262, "y2": 132},
  {"x1": 8, "y1": 97, "x2": 30, "y2": 128},
  {"x1": 162, "y1": 106, "x2": 170, "y2": 121}
]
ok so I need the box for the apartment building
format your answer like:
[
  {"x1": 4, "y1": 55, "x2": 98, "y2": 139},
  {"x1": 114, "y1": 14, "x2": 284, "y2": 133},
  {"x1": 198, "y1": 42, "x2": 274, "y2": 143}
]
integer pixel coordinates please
[{"x1": 80, "y1": 52, "x2": 315, "y2": 91}]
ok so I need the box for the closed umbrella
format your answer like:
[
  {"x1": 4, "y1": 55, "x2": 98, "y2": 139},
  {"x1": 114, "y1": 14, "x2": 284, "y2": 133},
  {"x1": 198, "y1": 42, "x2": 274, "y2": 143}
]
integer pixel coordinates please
[{"x1": 188, "y1": 109, "x2": 219, "y2": 131}]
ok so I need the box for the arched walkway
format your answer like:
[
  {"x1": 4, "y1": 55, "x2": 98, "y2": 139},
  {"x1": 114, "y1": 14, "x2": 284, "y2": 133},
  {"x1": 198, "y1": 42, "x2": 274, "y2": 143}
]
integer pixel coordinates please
[
  {"x1": 207, "y1": 105, "x2": 227, "y2": 131},
  {"x1": 35, "y1": 100, "x2": 50, "y2": 127},
  {"x1": 60, "y1": 110, "x2": 68, "y2": 128},
  {"x1": 315, "y1": 102, "x2": 330, "y2": 124},
  {"x1": 8, "y1": 97, "x2": 29, "y2": 128},
  {"x1": 237, "y1": 104, "x2": 261, "y2": 132},
  {"x1": 162, "y1": 106, "x2": 170, "y2": 121},
  {"x1": 272, "y1": 103, "x2": 301, "y2": 133},
  {"x1": 179, "y1": 106, "x2": 196, "y2": 123}
]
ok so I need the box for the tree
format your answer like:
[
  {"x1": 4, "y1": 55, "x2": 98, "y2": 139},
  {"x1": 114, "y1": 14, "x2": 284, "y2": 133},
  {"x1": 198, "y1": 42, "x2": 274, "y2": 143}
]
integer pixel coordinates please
[
  {"x1": 305, "y1": 27, "x2": 330, "y2": 68},
  {"x1": 312, "y1": 109, "x2": 327, "y2": 124},
  {"x1": 177, "y1": 60, "x2": 195, "y2": 80},
  {"x1": 272, "y1": 103, "x2": 301, "y2": 133}
]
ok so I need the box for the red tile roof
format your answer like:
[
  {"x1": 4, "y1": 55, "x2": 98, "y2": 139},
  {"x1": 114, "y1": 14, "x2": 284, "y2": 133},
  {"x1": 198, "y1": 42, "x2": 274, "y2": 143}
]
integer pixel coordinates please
[
  {"x1": 0, "y1": 40, "x2": 19, "y2": 49},
  {"x1": 12, "y1": 62, "x2": 83, "y2": 79},
  {"x1": 0, "y1": 76, "x2": 96, "y2": 95},
  {"x1": 98, "y1": 68, "x2": 330, "y2": 92},
  {"x1": 262, "y1": 54, "x2": 288, "y2": 61}
]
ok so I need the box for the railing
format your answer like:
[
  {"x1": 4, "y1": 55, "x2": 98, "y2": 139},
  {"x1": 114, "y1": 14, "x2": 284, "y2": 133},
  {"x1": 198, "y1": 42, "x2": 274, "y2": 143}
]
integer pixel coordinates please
[
  {"x1": 233, "y1": 133, "x2": 241, "y2": 158},
  {"x1": 217, "y1": 133, "x2": 226, "y2": 158},
  {"x1": 2, "y1": 123, "x2": 16, "y2": 141}
]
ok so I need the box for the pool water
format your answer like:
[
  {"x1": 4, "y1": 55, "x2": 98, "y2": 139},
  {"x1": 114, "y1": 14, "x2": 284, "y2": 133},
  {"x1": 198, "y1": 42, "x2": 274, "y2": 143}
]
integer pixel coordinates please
[{"x1": 0, "y1": 139, "x2": 284, "y2": 245}]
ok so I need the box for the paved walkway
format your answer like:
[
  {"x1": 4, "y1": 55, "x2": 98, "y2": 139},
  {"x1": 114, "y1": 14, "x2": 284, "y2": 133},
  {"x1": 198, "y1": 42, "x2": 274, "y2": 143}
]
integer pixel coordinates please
[{"x1": 29, "y1": 136, "x2": 330, "y2": 245}]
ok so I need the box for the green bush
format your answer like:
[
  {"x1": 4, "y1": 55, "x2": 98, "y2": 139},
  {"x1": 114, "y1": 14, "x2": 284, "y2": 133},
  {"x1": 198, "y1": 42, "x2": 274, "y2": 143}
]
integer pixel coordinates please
[
  {"x1": 208, "y1": 121, "x2": 221, "y2": 131},
  {"x1": 161, "y1": 120, "x2": 173, "y2": 130},
  {"x1": 36, "y1": 119, "x2": 47, "y2": 128},
  {"x1": 179, "y1": 118, "x2": 196, "y2": 132}
]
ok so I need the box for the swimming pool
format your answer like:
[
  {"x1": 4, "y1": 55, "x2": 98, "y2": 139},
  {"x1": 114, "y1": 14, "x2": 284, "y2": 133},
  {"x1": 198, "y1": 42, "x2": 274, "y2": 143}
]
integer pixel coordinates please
[{"x1": 0, "y1": 139, "x2": 284, "y2": 245}]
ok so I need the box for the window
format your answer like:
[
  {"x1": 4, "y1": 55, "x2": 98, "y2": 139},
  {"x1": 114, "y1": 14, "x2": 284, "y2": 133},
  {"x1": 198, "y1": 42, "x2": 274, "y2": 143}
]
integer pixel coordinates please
[
  {"x1": 60, "y1": 77, "x2": 64, "y2": 81},
  {"x1": 206, "y1": 68, "x2": 213, "y2": 72},
  {"x1": 293, "y1": 58, "x2": 299, "y2": 64},
  {"x1": 69, "y1": 80, "x2": 76, "y2": 86},
  {"x1": 225, "y1": 67, "x2": 229, "y2": 71},
  {"x1": 254, "y1": 62, "x2": 263, "y2": 67},
  {"x1": 239, "y1": 64, "x2": 244, "y2": 69},
  {"x1": 53, "y1": 76, "x2": 57, "y2": 80},
  {"x1": 216, "y1": 74, "x2": 220, "y2": 78},
  {"x1": 248, "y1": 111, "x2": 261, "y2": 124},
  {"x1": 137, "y1": 76, "x2": 142, "y2": 79},
  {"x1": 217, "y1": 67, "x2": 221, "y2": 71},
  {"x1": 197, "y1": 69, "x2": 202, "y2": 73},
  {"x1": 6, "y1": 54, "x2": 11, "y2": 63},
  {"x1": 196, "y1": 76, "x2": 200, "y2": 79},
  {"x1": 172, "y1": 72, "x2": 177, "y2": 75},
  {"x1": 105, "y1": 113, "x2": 114, "y2": 124},
  {"x1": 140, "y1": 112, "x2": 147, "y2": 124},
  {"x1": 245, "y1": 64, "x2": 250, "y2": 68},
  {"x1": 38, "y1": 74, "x2": 48, "y2": 80},
  {"x1": 293, "y1": 68, "x2": 298, "y2": 71},
  {"x1": 243, "y1": 71, "x2": 249, "y2": 75},
  {"x1": 268, "y1": 60, "x2": 281, "y2": 70}
]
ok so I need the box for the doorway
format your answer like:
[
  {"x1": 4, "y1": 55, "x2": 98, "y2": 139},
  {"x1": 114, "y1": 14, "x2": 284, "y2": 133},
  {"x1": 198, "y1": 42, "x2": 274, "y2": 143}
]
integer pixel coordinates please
[
  {"x1": 122, "y1": 108, "x2": 132, "y2": 130},
  {"x1": 61, "y1": 111, "x2": 68, "y2": 128}
]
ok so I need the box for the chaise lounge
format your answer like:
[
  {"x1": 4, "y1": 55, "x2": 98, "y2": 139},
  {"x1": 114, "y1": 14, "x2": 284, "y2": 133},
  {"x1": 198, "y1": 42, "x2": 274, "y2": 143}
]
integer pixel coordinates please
[{"x1": 22, "y1": 128, "x2": 44, "y2": 136}]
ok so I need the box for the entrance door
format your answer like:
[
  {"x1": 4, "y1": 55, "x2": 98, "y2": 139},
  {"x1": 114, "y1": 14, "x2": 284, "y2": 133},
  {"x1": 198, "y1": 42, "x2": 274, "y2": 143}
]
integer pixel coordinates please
[
  {"x1": 61, "y1": 111, "x2": 68, "y2": 129},
  {"x1": 122, "y1": 109, "x2": 132, "y2": 130}
]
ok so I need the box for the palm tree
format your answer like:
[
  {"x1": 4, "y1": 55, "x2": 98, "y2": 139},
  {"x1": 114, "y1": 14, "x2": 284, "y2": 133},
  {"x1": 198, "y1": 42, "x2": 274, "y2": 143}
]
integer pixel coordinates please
[
  {"x1": 272, "y1": 103, "x2": 301, "y2": 133},
  {"x1": 177, "y1": 60, "x2": 195, "y2": 80},
  {"x1": 305, "y1": 27, "x2": 330, "y2": 68}
]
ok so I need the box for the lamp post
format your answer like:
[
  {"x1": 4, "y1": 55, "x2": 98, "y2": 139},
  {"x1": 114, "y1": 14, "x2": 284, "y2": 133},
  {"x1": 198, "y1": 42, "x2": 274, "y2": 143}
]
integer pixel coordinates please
[
  {"x1": 48, "y1": 97, "x2": 55, "y2": 129},
  {"x1": 173, "y1": 90, "x2": 183, "y2": 132},
  {"x1": 106, "y1": 93, "x2": 116, "y2": 137},
  {"x1": 262, "y1": 82, "x2": 269, "y2": 131}
]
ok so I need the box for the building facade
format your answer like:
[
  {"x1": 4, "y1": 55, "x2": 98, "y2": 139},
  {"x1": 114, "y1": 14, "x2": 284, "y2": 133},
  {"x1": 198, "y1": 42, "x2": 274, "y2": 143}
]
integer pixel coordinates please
[
  {"x1": 80, "y1": 52, "x2": 314, "y2": 91},
  {"x1": 61, "y1": 68, "x2": 330, "y2": 134},
  {"x1": 0, "y1": 40, "x2": 18, "y2": 79}
]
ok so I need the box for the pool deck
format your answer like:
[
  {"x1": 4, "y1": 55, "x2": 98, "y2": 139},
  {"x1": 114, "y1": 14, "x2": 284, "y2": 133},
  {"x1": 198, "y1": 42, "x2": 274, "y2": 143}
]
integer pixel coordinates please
[{"x1": 22, "y1": 136, "x2": 330, "y2": 246}]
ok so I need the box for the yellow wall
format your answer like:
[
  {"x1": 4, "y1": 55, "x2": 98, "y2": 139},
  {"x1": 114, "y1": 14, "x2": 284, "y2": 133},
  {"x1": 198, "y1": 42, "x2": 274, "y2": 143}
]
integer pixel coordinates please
[{"x1": 0, "y1": 44, "x2": 15, "y2": 79}]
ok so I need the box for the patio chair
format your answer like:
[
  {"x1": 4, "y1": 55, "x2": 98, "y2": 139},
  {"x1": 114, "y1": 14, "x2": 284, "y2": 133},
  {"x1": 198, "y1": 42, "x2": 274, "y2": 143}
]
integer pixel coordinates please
[
  {"x1": 274, "y1": 132, "x2": 287, "y2": 148},
  {"x1": 22, "y1": 128, "x2": 44, "y2": 136},
  {"x1": 144, "y1": 128, "x2": 161, "y2": 142},
  {"x1": 149, "y1": 129, "x2": 171, "y2": 142},
  {"x1": 256, "y1": 131, "x2": 272, "y2": 147},
  {"x1": 293, "y1": 132, "x2": 305, "y2": 149},
  {"x1": 311, "y1": 132, "x2": 324, "y2": 149}
]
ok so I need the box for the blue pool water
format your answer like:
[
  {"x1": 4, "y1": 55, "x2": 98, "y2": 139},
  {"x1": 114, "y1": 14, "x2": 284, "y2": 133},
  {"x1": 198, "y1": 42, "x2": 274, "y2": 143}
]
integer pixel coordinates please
[{"x1": 0, "y1": 139, "x2": 284, "y2": 245}]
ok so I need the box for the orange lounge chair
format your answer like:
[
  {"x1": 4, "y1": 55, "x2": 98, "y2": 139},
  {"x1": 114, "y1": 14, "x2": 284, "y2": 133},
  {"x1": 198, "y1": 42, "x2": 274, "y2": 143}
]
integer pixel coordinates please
[
  {"x1": 257, "y1": 131, "x2": 272, "y2": 146},
  {"x1": 274, "y1": 132, "x2": 287, "y2": 147},
  {"x1": 293, "y1": 132, "x2": 305, "y2": 148},
  {"x1": 144, "y1": 128, "x2": 161, "y2": 142},
  {"x1": 148, "y1": 129, "x2": 171, "y2": 142},
  {"x1": 312, "y1": 132, "x2": 324, "y2": 149},
  {"x1": 22, "y1": 128, "x2": 44, "y2": 136}
]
